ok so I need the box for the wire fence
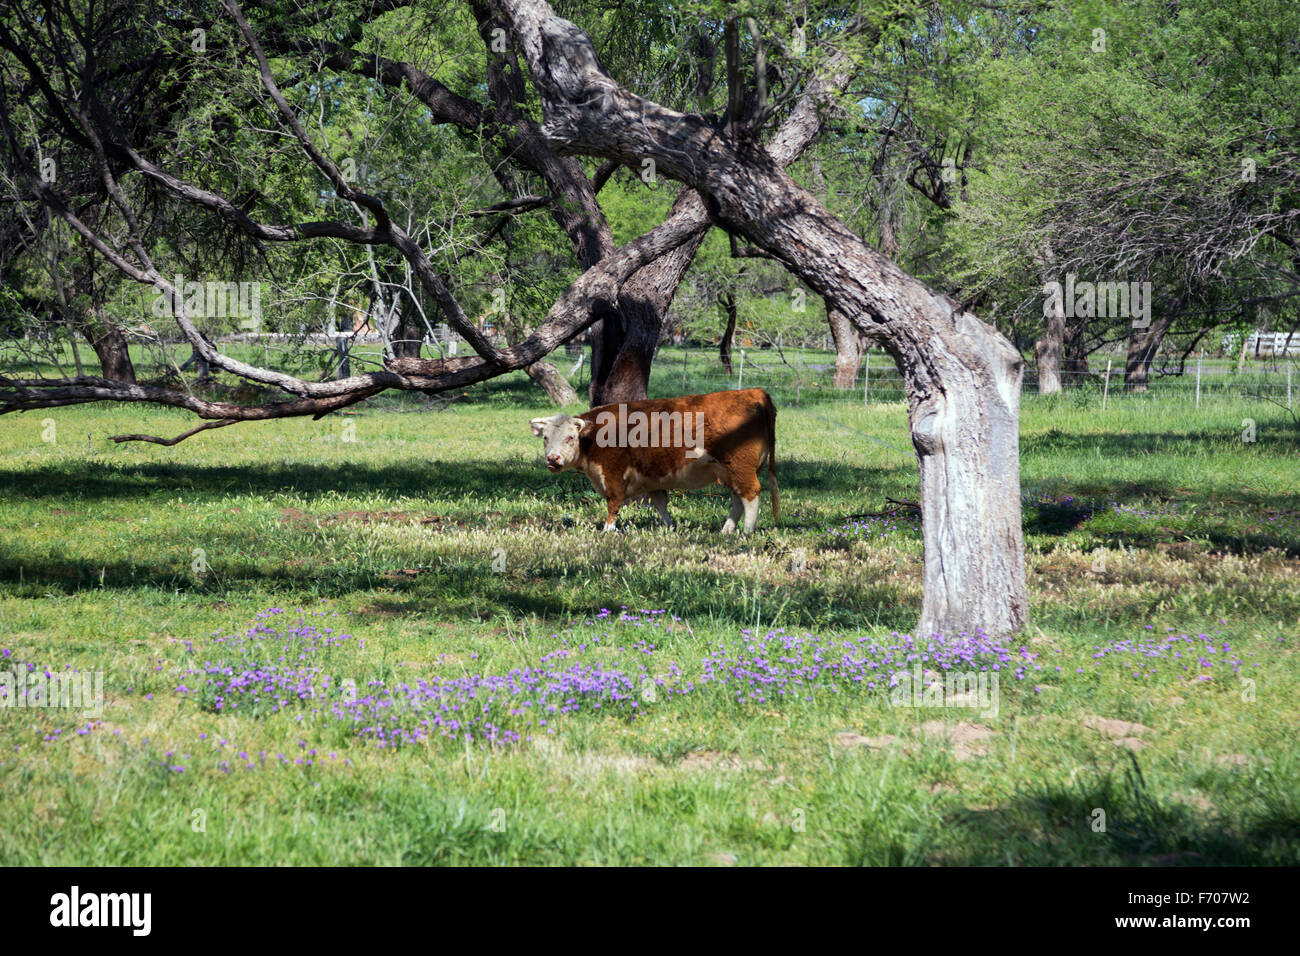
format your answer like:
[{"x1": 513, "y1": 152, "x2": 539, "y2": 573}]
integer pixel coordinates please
[
  {"x1": 631, "y1": 344, "x2": 1297, "y2": 413},
  {"x1": 7, "y1": 331, "x2": 1295, "y2": 414}
]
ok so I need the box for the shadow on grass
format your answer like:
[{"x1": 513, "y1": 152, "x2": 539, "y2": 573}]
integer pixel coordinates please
[
  {"x1": 1021, "y1": 471, "x2": 1300, "y2": 554},
  {"x1": 0, "y1": 454, "x2": 907, "y2": 502},
  {"x1": 1023, "y1": 426, "x2": 1298, "y2": 459},
  {"x1": 0, "y1": 541, "x2": 919, "y2": 633},
  {"x1": 924, "y1": 755, "x2": 1300, "y2": 865}
]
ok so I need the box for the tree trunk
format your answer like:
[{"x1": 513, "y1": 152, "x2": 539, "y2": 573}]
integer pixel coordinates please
[
  {"x1": 525, "y1": 360, "x2": 578, "y2": 405},
  {"x1": 719, "y1": 291, "x2": 737, "y2": 375},
  {"x1": 1033, "y1": 244, "x2": 1063, "y2": 394},
  {"x1": 82, "y1": 314, "x2": 136, "y2": 383},
  {"x1": 588, "y1": 190, "x2": 712, "y2": 405},
  {"x1": 828, "y1": 305, "x2": 862, "y2": 388},
  {"x1": 1124, "y1": 313, "x2": 1173, "y2": 392},
  {"x1": 388, "y1": 301, "x2": 424, "y2": 360},
  {"x1": 878, "y1": 207, "x2": 900, "y2": 260},
  {"x1": 1035, "y1": 291, "x2": 1065, "y2": 395},
  {"x1": 1063, "y1": 324, "x2": 1090, "y2": 384},
  {"x1": 907, "y1": 316, "x2": 1026, "y2": 636},
  {"x1": 700, "y1": 158, "x2": 1027, "y2": 637}
]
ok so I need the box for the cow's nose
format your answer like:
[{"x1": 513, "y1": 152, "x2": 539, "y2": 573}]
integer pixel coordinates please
[{"x1": 546, "y1": 454, "x2": 561, "y2": 465}]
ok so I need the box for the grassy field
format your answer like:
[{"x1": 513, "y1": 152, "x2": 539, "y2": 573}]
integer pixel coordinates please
[{"x1": 0, "y1": 370, "x2": 1297, "y2": 865}]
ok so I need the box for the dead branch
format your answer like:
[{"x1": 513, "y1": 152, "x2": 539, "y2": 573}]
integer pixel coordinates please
[{"x1": 109, "y1": 418, "x2": 240, "y2": 445}]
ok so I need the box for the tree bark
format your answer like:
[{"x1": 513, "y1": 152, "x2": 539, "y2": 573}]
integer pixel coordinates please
[
  {"x1": 388, "y1": 299, "x2": 424, "y2": 360},
  {"x1": 501, "y1": 2, "x2": 1028, "y2": 635},
  {"x1": 80, "y1": 309, "x2": 136, "y2": 383},
  {"x1": 828, "y1": 305, "x2": 862, "y2": 388},
  {"x1": 587, "y1": 190, "x2": 711, "y2": 405},
  {"x1": 1063, "y1": 323, "x2": 1090, "y2": 383},
  {"x1": 1034, "y1": 245, "x2": 1063, "y2": 394},
  {"x1": 719, "y1": 290, "x2": 738, "y2": 375},
  {"x1": 1124, "y1": 313, "x2": 1174, "y2": 392},
  {"x1": 525, "y1": 359, "x2": 577, "y2": 405},
  {"x1": 1035, "y1": 297, "x2": 1065, "y2": 394}
]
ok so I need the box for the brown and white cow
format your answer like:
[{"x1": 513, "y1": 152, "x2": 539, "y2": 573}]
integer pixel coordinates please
[{"x1": 529, "y1": 388, "x2": 779, "y2": 534}]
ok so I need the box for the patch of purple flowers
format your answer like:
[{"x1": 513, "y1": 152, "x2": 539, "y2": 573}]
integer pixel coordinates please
[
  {"x1": 825, "y1": 514, "x2": 920, "y2": 541},
  {"x1": 179, "y1": 608, "x2": 360, "y2": 716},
  {"x1": 700, "y1": 626, "x2": 1029, "y2": 704},
  {"x1": 174, "y1": 606, "x2": 1282, "y2": 752},
  {"x1": 1086, "y1": 629, "x2": 1256, "y2": 681}
]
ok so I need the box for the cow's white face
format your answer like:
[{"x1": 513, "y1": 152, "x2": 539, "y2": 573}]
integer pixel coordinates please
[{"x1": 529, "y1": 414, "x2": 593, "y2": 472}]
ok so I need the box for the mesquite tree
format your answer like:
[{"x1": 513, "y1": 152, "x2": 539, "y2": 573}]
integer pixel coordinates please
[
  {"x1": 943, "y1": 0, "x2": 1300, "y2": 392},
  {"x1": 481, "y1": 0, "x2": 1027, "y2": 635},
  {"x1": 1, "y1": 0, "x2": 1029, "y2": 635}
]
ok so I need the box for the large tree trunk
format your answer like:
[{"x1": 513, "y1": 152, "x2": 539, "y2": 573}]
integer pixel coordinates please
[
  {"x1": 82, "y1": 313, "x2": 136, "y2": 383},
  {"x1": 1124, "y1": 313, "x2": 1174, "y2": 392},
  {"x1": 588, "y1": 191, "x2": 712, "y2": 405},
  {"x1": 388, "y1": 302, "x2": 424, "y2": 360},
  {"x1": 828, "y1": 305, "x2": 862, "y2": 388},
  {"x1": 1063, "y1": 323, "x2": 1090, "y2": 384},
  {"x1": 507, "y1": 5, "x2": 1027, "y2": 634},
  {"x1": 525, "y1": 360, "x2": 577, "y2": 405},
  {"x1": 907, "y1": 316, "x2": 1025, "y2": 636},
  {"x1": 719, "y1": 291, "x2": 737, "y2": 375},
  {"x1": 587, "y1": 301, "x2": 656, "y2": 405}
]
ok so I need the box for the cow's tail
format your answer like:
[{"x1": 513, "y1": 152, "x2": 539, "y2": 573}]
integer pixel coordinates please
[{"x1": 765, "y1": 392, "x2": 780, "y2": 526}]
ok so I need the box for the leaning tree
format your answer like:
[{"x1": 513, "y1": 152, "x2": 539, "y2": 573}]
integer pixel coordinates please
[{"x1": 1, "y1": 0, "x2": 1027, "y2": 636}]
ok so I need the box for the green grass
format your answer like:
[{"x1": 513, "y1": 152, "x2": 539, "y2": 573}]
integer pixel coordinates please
[{"x1": 0, "y1": 370, "x2": 1297, "y2": 865}]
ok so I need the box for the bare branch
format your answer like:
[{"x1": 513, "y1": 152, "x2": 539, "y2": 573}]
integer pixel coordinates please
[{"x1": 109, "y1": 419, "x2": 240, "y2": 446}]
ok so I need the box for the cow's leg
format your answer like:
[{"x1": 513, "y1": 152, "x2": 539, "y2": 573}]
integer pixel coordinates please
[
  {"x1": 727, "y1": 467, "x2": 764, "y2": 534},
  {"x1": 649, "y1": 490, "x2": 673, "y2": 528},
  {"x1": 721, "y1": 490, "x2": 744, "y2": 534},
  {"x1": 740, "y1": 492, "x2": 761, "y2": 534}
]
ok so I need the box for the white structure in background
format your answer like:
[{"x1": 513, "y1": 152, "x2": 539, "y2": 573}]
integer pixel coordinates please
[
  {"x1": 1245, "y1": 330, "x2": 1300, "y2": 356},
  {"x1": 431, "y1": 323, "x2": 458, "y2": 356}
]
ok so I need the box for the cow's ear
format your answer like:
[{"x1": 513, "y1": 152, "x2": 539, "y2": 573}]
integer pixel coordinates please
[
  {"x1": 529, "y1": 417, "x2": 549, "y2": 437},
  {"x1": 577, "y1": 418, "x2": 597, "y2": 437}
]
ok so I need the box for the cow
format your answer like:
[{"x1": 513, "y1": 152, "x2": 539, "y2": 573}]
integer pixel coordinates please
[{"x1": 529, "y1": 388, "x2": 779, "y2": 534}]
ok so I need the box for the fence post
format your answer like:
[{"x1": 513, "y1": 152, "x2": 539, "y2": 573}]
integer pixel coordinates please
[
  {"x1": 862, "y1": 351, "x2": 870, "y2": 406},
  {"x1": 796, "y1": 352, "x2": 802, "y2": 407},
  {"x1": 1102, "y1": 358, "x2": 1112, "y2": 410},
  {"x1": 682, "y1": 340, "x2": 688, "y2": 393},
  {"x1": 1289, "y1": 360, "x2": 1294, "y2": 411},
  {"x1": 1195, "y1": 357, "x2": 1201, "y2": 409},
  {"x1": 738, "y1": 349, "x2": 745, "y2": 390}
]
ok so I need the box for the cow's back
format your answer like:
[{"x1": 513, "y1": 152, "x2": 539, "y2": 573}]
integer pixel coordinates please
[{"x1": 578, "y1": 388, "x2": 771, "y2": 481}]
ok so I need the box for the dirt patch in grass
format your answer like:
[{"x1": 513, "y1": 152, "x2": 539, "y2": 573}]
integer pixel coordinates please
[
  {"x1": 834, "y1": 732, "x2": 901, "y2": 751},
  {"x1": 680, "y1": 750, "x2": 767, "y2": 771},
  {"x1": 920, "y1": 721, "x2": 996, "y2": 761},
  {"x1": 277, "y1": 508, "x2": 467, "y2": 529},
  {"x1": 1083, "y1": 715, "x2": 1154, "y2": 738}
]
